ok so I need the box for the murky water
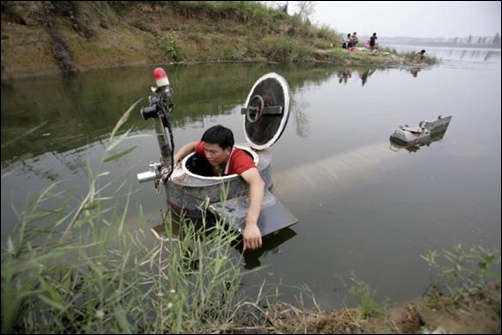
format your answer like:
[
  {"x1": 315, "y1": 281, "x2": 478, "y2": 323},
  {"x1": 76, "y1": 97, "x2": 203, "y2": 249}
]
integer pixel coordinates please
[{"x1": 2, "y1": 46, "x2": 500, "y2": 308}]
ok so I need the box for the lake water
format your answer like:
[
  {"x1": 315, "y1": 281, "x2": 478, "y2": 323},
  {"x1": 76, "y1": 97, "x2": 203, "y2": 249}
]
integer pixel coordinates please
[{"x1": 1, "y1": 45, "x2": 500, "y2": 309}]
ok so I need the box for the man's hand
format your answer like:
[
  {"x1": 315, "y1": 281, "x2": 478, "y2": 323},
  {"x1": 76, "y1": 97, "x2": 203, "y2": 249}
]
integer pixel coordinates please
[
  {"x1": 243, "y1": 223, "x2": 262, "y2": 251},
  {"x1": 240, "y1": 167, "x2": 265, "y2": 251}
]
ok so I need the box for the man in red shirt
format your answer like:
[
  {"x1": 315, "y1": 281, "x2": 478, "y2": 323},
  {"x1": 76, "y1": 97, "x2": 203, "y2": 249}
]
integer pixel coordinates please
[{"x1": 173, "y1": 125, "x2": 265, "y2": 251}]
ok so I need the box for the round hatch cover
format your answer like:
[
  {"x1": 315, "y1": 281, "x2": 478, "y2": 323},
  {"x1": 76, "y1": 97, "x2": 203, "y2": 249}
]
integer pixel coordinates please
[{"x1": 242, "y1": 73, "x2": 291, "y2": 150}]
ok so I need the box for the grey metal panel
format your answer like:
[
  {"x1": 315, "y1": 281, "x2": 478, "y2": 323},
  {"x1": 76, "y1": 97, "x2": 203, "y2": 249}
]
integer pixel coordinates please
[{"x1": 208, "y1": 189, "x2": 298, "y2": 237}]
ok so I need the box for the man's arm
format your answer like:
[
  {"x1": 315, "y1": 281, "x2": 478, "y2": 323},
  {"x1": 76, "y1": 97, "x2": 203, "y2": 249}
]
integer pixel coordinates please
[
  {"x1": 240, "y1": 167, "x2": 265, "y2": 251},
  {"x1": 173, "y1": 141, "x2": 197, "y2": 165}
]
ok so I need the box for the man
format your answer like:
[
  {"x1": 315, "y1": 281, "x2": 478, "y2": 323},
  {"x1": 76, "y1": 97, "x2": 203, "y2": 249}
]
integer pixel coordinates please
[
  {"x1": 342, "y1": 33, "x2": 351, "y2": 49},
  {"x1": 349, "y1": 32, "x2": 358, "y2": 51},
  {"x1": 369, "y1": 32, "x2": 378, "y2": 50},
  {"x1": 415, "y1": 49, "x2": 426, "y2": 63},
  {"x1": 173, "y1": 125, "x2": 265, "y2": 251}
]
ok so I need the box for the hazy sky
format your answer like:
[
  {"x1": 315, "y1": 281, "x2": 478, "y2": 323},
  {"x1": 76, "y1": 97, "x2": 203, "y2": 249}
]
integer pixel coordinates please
[{"x1": 298, "y1": 1, "x2": 501, "y2": 38}]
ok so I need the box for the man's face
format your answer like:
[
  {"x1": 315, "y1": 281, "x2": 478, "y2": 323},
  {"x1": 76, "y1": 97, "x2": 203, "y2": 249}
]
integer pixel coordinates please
[{"x1": 203, "y1": 142, "x2": 230, "y2": 166}]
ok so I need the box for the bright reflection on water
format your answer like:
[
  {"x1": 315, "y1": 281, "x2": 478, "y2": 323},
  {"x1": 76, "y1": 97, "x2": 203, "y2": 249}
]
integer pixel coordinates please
[{"x1": 1, "y1": 46, "x2": 500, "y2": 309}]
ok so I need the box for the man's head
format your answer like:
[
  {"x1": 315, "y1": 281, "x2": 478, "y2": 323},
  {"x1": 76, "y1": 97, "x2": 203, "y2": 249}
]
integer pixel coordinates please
[{"x1": 201, "y1": 125, "x2": 234, "y2": 166}]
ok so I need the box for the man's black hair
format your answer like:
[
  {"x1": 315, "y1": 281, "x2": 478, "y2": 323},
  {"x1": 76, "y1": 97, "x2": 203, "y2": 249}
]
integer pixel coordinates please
[{"x1": 201, "y1": 125, "x2": 234, "y2": 149}]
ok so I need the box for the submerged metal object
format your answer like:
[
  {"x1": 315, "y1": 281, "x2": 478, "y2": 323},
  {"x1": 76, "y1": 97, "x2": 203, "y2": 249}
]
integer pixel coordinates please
[
  {"x1": 390, "y1": 115, "x2": 452, "y2": 147},
  {"x1": 210, "y1": 189, "x2": 299, "y2": 237},
  {"x1": 138, "y1": 70, "x2": 298, "y2": 237},
  {"x1": 166, "y1": 145, "x2": 273, "y2": 217},
  {"x1": 389, "y1": 128, "x2": 450, "y2": 153}
]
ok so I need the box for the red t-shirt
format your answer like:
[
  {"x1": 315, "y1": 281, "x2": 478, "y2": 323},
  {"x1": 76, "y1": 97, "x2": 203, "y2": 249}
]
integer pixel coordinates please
[{"x1": 195, "y1": 141, "x2": 256, "y2": 176}]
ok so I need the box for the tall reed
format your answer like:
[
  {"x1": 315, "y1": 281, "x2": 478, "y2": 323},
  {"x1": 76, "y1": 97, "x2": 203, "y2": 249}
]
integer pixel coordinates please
[{"x1": 1, "y1": 102, "x2": 246, "y2": 333}]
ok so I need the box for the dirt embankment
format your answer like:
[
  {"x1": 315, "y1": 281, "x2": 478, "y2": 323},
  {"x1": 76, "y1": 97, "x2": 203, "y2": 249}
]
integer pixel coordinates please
[
  {"x1": 1, "y1": 2, "x2": 158, "y2": 80},
  {"x1": 1, "y1": 2, "x2": 411, "y2": 82}
]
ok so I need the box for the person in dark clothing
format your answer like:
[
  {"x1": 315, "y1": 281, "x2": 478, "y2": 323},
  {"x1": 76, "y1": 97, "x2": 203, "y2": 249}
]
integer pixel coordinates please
[
  {"x1": 342, "y1": 33, "x2": 351, "y2": 49},
  {"x1": 369, "y1": 32, "x2": 378, "y2": 50},
  {"x1": 348, "y1": 32, "x2": 358, "y2": 50}
]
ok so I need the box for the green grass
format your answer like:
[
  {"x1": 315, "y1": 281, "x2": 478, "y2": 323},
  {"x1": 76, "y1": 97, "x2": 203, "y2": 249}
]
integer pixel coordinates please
[
  {"x1": 1, "y1": 102, "x2": 247, "y2": 334},
  {"x1": 348, "y1": 275, "x2": 388, "y2": 318},
  {"x1": 421, "y1": 244, "x2": 500, "y2": 300}
]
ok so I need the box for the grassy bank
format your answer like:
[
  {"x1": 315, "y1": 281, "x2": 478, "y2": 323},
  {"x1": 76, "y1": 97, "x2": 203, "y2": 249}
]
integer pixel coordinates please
[{"x1": 1, "y1": 1, "x2": 429, "y2": 80}]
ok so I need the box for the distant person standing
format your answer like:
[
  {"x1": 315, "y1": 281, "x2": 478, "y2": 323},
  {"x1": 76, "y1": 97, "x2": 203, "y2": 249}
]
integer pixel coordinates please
[
  {"x1": 369, "y1": 32, "x2": 378, "y2": 50},
  {"x1": 342, "y1": 33, "x2": 351, "y2": 49},
  {"x1": 415, "y1": 49, "x2": 426, "y2": 63},
  {"x1": 349, "y1": 32, "x2": 358, "y2": 51}
]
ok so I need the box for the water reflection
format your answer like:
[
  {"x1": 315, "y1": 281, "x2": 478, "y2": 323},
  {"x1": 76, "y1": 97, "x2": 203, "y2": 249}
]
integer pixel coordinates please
[
  {"x1": 409, "y1": 67, "x2": 421, "y2": 77},
  {"x1": 1, "y1": 64, "x2": 339, "y2": 166},
  {"x1": 150, "y1": 218, "x2": 297, "y2": 270},
  {"x1": 337, "y1": 67, "x2": 377, "y2": 85},
  {"x1": 337, "y1": 68, "x2": 352, "y2": 84},
  {"x1": 441, "y1": 48, "x2": 501, "y2": 62},
  {"x1": 386, "y1": 44, "x2": 501, "y2": 63},
  {"x1": 357, "y1": 68, "x2": 376, "y2": 86},
  {"x1": 235, "y1": 228, "x2": 297, "y2": 269},
  {"x1": 291, "y1": 100, "x2": 310, "y2": 138}
]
